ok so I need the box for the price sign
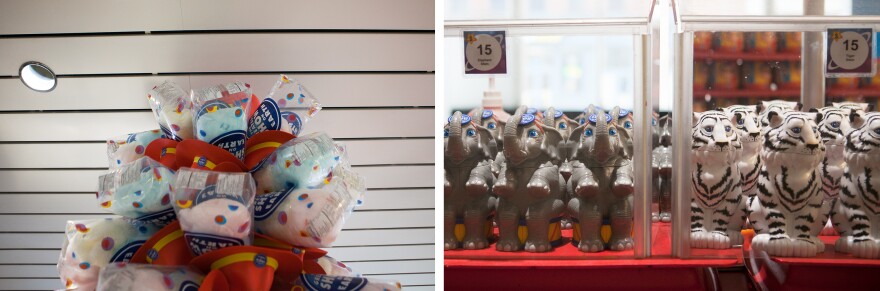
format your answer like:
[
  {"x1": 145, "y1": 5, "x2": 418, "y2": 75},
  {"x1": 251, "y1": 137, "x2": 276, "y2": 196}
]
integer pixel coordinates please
[
  {"x1": 826, "y1": 28, "x2": 875, "y2": 77},
  {"x1": 464, "y1": 31, "x2": 507, "y2": 75}
]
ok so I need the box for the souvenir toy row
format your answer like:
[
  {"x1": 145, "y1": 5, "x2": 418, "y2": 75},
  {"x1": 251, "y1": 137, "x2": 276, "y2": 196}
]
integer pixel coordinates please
[
  {"x1": 691, "y1": 100, "x2": 880, "y2": 259},
  {"x1": 58, "y1": 76, "x2": 401, "y2": 291},
  {"x1": 445, "y1": 105, "x2": 649, "y2": 253}
]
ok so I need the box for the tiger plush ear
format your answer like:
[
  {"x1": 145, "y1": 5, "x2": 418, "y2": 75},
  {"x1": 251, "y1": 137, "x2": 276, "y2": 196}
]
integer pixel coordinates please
[
  {"x1": 693, "y1": 112, "x2": 703, "y2": 125},
  {"x1": 850, "y1": 110, "x2": 866, "y2": 129},
  {"x1": 795, "y1": 102, "x2": 804, "y2": 111},
  {"x1": 768, "y1": 111, "x2": 784, "y2": 128},
  {"x1": 808, "y1": 108, "x2": 822, "y2": 123}
]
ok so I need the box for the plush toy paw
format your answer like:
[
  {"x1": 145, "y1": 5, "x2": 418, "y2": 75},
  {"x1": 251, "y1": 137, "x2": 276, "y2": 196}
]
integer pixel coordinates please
[
  {"x1": 609, "y1": 237, "x2": 634, "y2": 251},
  {"x1": 849, "y1": 239, "x2": 880, "y2": 259},
  {"x1": 526, "y1": 180, "x2": 551, "y2": 197},
  {"x1": 611, "y1": 178, "x2": 634, "y2": 196},
  {"x1": 524, "y1": 240, "x2": 553, "y2": 253},
  {"x1": 753, "y1": 234, "x2": 818, "y2": 257},
  {"x1": 492, "y1": 181, "x2": 514, "y2": 197},
  {"x1": 659, "y1": 212, "x2": 672, "y2": 223},
  {"x1": 574, "y1": 179, "x2": 599, "y2": 198},
  {"x1": 462, "y1": 237, "x2": 489, "y2": 250},
  {"x1": 561, "y1": 218, "x2": 573, "y2": 229},
  {"x1": 443, "y1": 180, "x2": 452, "y2": 197},
  {"x1": 496, "y1": 237, "x2": 522, "y2": 252},
  {"x1": 651, "y1": 212, "x2": 660, "y2": 223},
  {"x1": 465, "y1": 178, "x2": 489, "y2": 196},
  {"x1": 444, "y1": 237, "x2": 459, "y2": 251},
  {"x1": 577, "y1": 238, "x2": 605, "y2": 253},
  {"x1": 835, "y1": 236, "x2": 851, "y2": 253},
  {"x1": 691, "y1": 230, "x2": 728, "y2": 249},
  {"x1": 726, "y1": 230, "x2": 743, "y2": 246}
]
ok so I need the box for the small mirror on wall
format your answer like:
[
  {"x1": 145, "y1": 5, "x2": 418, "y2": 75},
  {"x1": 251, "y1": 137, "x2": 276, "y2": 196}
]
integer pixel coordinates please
[{"x1": 20, "y1": 61, "x2": 56, "y2": 92}]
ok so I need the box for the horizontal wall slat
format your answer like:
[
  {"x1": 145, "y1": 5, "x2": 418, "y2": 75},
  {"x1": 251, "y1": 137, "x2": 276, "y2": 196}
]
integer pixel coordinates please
[
  {"x1": 369, "y1": 273, "x2": 435, "y2": 286},
  {"x1": 0, "y1": 166, "x2": 432, "y2": 192},
  {"x1": 0, "y1": 109, "x2": 434, "y2": 141},
  {"x1": 0, "y1": 210, "x2": 433, "y2": 232},
  {"x1": 0, "y1": 74, "x2": 433, "y2": 111},
  {"x1": 0, "y1": 34, "x2": 433, "y2": 76},
  {"x1": 0, "y1": 0, "x2": 433, "y2": 35},
  {"x1": 346, "y1": 260, "x2": 434, "y2": 275},
  {"x1": 0, "y1": 228, "x2": 433, "y2": 249},
  {"x1": 0, "y1": 189, "x2": 433, "y2": 214},
  {"x1": 0, "y1": 139, "x2": 433, "y2": 169}
]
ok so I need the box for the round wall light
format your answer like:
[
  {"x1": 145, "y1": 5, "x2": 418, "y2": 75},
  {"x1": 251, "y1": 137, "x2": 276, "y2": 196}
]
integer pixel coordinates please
[{"x1": 19, "y1": 61, "x2": 57, "y2": 92}]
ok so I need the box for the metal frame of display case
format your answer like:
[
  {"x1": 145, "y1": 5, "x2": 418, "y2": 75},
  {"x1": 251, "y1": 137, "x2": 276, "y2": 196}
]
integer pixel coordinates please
[
  {"x1": 671, "y1": 0, "x2": 880, "y2": 259},
  {"x1": 444, "y1": 2, "x2": 656, "y2": 259}
]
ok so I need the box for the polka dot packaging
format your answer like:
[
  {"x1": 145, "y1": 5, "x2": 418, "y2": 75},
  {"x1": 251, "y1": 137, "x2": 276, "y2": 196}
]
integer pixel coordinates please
[
  {"x1": 254, "y1": 165, "x2": 366, "y2": 248},
  {"x1": 263, "y1": 74, "x2": 323, "y2": 136},
  {"x1": 58, "y1": 218, "x2": 160, "y2": 291},
  {"x1": 97, "y1": 263, "x2": 204, "y2": 291},
  {"x1": 172, "y1": 168, "x2": 255, "y2": 256},
  {"x1": 97, "y1": 157, "x2": 176, "y2": 226},
  {"x1": 252, "y1": 132, "x2": 346, "y2": 194},
  {"x1": 147, "y1": 81, "x2": 193, "y2": 141},
  {"x1": 191, "y1": 82, "x2": 253, "y2": 160},
  {"x1": 106, "y1": 129, "x2": 164, "y2": 169}
]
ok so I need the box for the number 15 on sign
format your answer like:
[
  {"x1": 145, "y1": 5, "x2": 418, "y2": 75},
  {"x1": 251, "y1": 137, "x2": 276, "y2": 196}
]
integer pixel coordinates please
[{"x1": 464, "y1": 31, "x2": 507, "y2": 75}]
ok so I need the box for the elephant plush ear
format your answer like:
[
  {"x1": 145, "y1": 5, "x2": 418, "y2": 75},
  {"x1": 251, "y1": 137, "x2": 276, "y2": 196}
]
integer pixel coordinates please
[{"x1": 473, "y1": 123, "x2": 496, "y2": 159}]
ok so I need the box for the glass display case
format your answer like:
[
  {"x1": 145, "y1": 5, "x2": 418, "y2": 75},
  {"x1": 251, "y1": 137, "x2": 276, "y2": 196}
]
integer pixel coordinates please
[
  {"x1": 443, "y1": 0, "x2": 656, "y2": 264},
  {"x1": 673, "y1": 0, "x2": 880, "y2": 288}
]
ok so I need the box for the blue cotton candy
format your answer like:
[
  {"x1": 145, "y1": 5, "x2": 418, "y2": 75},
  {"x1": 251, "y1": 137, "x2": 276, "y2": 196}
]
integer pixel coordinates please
[
  {"x1": 97, "y1": 157, "x2": 176, "y2": 226},
  {"x1": 252, "y1": 132, "x2": 343, "y2": 193},
  {"x1": 195, "y1": 107, "x2": 247, "y2": 159}
]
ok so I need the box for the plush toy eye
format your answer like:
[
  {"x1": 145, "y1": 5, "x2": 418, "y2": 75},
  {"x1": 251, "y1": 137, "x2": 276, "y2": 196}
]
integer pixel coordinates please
[
  {"x1": 609, "y1": 128, "x2": 617, "y2": 136},
  {"x1": 528, "y1": 129, "x2": 539, "y2": 138},
  {"x1": 466, "y1": 129, "x2": 476, "y2": 136},
  {"x1": 791, "y1": 127, "x2": 801, "y2": 134},
  {"x1": 443, "y1": 130, "x2": 449, "y2": 137},
  {"x1": 754, "y1": 118, "x2": 758, "y2": 123},
  {"x1": 584, "y1": 129, "x2": 593, "y2": 136},
  {"x1": 580, "y1": 118, "x2": 586, "y2": 125},
  {"x1": 487, "y1": 122, "x2": 496, "y2": 129},
  {"x1": 830, "y1": 121, "x2": 840, "y2": 128},
  {"x1": 624, "y1": 121, "x2": 632, "y2": 129},
  {"x1": 703, "y1": 126, "x2": 713, "y2": 132},
  {"x1": 559, "y1": 122, "x2": 567, "y2": 129},
  {"x1": 874, "y1": 128, "x2": 880, "y2": 135},
  {"x1": 737, "y1": 118, "x2": 744, "y2": 125},
  {"x1": 725, "y1": 126, "x2": 732, "y2": 132}
]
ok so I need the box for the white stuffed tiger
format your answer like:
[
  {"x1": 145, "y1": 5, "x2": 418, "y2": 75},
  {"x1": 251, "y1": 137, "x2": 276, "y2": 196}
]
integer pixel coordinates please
[
  {"x1": 749, "y1": 111, "x2": 826, "y2": 257},
  {"x1": 690, "y1": 110, "x2": 744, "y2": 249},
  {"x1": 811, "y1": 107, "x2": 854, "y2": 237},
  {"x1": 758, "y1": 100, "x2": 801, "y2": 134},
  {"x1": 834, "y1": 111, "x2": 880, "y2": 258},
  {"x1": 833, "y1": 102, "x2": 871, "y2": 113}
]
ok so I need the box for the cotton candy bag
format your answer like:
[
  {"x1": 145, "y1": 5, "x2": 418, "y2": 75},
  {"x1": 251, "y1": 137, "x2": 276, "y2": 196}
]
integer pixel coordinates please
[
  {"x1": 97, "y1": 157, "x2": 176, "y2": 226},
  {"x1": 96, "y1": 263, "x2": 204, "y2": 291},
  {"x1": 107, "y1": 130, "x2": 164, "y2": 169},
  {"x1": 258, "y1": 75, "x2": 322, "y2": 137},
  {"x1": 172, "y1": 168, "x2": 255, "y2": 256},
  {"x1": 148, "y1": 81, "x2": 193, "y2": 141},
  {"x1": 251, "y1": 132, "x2": 346, "y2": 193},
  {"x1": 58, "y1": 218, "x2": 160, "y2": 291},
  {"x1": 191, "y1": 81, "x2": 254, "y2": 160},
  {"x1": 254, "y1": 165, "x2": 365, "y2": 248}
]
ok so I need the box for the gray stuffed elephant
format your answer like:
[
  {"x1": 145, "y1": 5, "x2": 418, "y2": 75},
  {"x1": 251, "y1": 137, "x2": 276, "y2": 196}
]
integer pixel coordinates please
[
  {"x1": 444, "y1": 112, "x2": 496, "y2": 250},
  {"x1": 492, "y1": 110, "x2": 565, "y2": 252},
  {"x1": 470, "y1": 107, "x2": 507, "y2": 175},
  {"x1": 543, "y1": 107, "x2": 579, "y2": 229},
  {"x1": 567, "y1": 106, "x2": 635, "y2": 252},
  {"x1": 652, "y1": 114, "x2": 673, "y2": 223}
]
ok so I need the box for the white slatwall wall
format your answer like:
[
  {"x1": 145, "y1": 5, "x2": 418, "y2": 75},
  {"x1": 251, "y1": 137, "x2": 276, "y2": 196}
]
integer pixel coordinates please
[{"x1": 0, "y1": 1, "x2": 435, "y2": 290}]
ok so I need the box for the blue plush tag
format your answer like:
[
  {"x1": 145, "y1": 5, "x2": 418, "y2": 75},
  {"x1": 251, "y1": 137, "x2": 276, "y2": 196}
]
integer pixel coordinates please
[
  {"x1": 248, "y1": 98, "x2": 282, "y2": 137},
  {"x1": 299, "y1": 274, "x2": 369, "y2": 291},
  {"x1": 281, "y1": 112, "x2": 303, "y2": 136}
]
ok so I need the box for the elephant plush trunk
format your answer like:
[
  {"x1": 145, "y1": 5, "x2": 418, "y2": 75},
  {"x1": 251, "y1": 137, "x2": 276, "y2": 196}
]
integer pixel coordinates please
[
  {"x1": 503, "y1": 113, "x2": 528, "y2": 165},
  {"x1": 446, "y1": 112, "x2": 468, "y2": 164},
  {"x1": 593, "y1": 115, "x2": 613, "y2": 163},
  {"x1": 659, "y1": 118, "x2": 672, "y2": 147}
]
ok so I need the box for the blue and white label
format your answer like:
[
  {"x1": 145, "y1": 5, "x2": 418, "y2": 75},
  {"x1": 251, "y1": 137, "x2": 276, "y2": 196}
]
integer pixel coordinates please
[
  {"x1": 248, "y1": 98, "x2": 282, "y2": 137},
  {"x1": 195, "y1": 185, "x2": 245, "y2": 204},
  {"x1": 179, "y1": 281, "x2": 200, "y2": 291},
  {"x1": 254, "y1": 189, "x2": 293, "y2": 221},
  {"x1": 281, "y1": 111, "x2": 303, "y2": 136},
  {"x1": 209, "y1": 130, "x2": 247, "y2": 160},
  {"x1": 109, "y1": 240, "x2": 147, "y2": 263},
  {"x1": 184, "y1": 232, "x2": 245, "y2": 256},
  {"x1": 299, "y1": 274, "x2": 368, "y2": 291},
  {"x1": 135, "y1": 208, "x2": 177, "y2": 226}
]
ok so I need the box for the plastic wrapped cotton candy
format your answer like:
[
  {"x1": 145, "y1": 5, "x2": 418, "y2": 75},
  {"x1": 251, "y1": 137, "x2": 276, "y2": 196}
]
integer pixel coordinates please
[
  {"x1": 172, "y1": 168, "x2": 255, "y2": 256},
  {"x1": 58, "y1": 218, "x2": 159, "y2": 290},
  {"x1": 148, "y1": 81, "x2": 193, "y2": 141},
  {"x1": 254, "y1": 165, "x2": 365, "y2": 248},
  {"x1": 252, "y1": 132, "x2": 345, "y2": 193},
  {"x1": 191, "y1": 82, "x2": 254, "y2": 160},
  {"x1": 285, "y1": 274, "x2": 401, "y2": 291},
  {"x1": 317, "y1": 255, "x2": 357, "y2": 277},
  {"x1": 263, "y1": 75, "x2": 322, "y2": 136},
  {"x1": 97, "y1": 157, "x2": 176, "y2": 226},
  {"x1": 107, "y1": 130, "x2": 164, "y2": 169},
  {"x1": 97, "y1": 263, "x2": 204, "y2": 291}
]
